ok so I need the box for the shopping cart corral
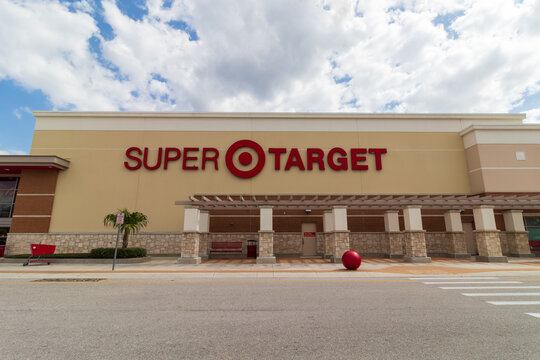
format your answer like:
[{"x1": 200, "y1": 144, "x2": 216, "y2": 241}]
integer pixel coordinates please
[{"x1": 23, "y1": 244, "x2": 56, "y2": 266}]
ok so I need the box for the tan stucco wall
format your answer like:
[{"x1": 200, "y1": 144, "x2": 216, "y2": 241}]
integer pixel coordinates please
[
  {"x1": 29, "y1": 129, "x2": 470, "y2": 232},
  {"x1": 465, "y1": 144, "x2": 540, "y2": 193}
]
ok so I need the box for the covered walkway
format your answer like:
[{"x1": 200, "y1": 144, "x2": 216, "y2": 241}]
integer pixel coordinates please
[{"x1": 176, "y1": 193, "x2": 540, "y2": 265}]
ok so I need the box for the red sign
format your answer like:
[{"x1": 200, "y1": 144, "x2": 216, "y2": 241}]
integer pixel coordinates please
[
  {"x1": 116, "y1": 213, "x2": 125, "y2": 225},
  {"x1": 303, "y1": 232, "x2": 316, "y2": 237},
  {"x1": 124, "y1": 140, "x2": 387, "y2": 179}
]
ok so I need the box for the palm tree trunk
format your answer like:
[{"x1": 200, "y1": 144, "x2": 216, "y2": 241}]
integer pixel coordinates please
[{"x1": 122, "y1": 232, "x2": 129, "y2": 248}]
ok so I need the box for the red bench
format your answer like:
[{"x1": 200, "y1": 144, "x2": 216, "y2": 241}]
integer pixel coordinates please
[{"x1": 210, "y1": 241, "x2": 243, "y2": 257}]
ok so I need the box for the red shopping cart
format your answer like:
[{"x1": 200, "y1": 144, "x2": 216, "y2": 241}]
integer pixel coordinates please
[{"x1": 23, "y1": 244, "x2": 56, "y2": 266}]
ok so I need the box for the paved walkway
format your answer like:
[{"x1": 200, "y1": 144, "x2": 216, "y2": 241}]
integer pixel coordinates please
[{"x1": 1, "y1": 256, "x2": 540, "y2": 278}]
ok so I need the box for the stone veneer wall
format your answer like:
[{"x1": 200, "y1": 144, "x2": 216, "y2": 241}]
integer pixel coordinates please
[
  {"x1": 6, "y1": 232, "x2": 182, "y2": 255},
  {"x1": 425, "y1": 232, "x2": 448, "y2": 254},
  {"x1": 273, "y1": 233, "x2": 302, "y2": 255},
  {"x1": 349, "y1": 233, "x2": 387, "y2": 254},
  {"x1": 7, "y1": 231, "x2": 489, "y2": 257}
]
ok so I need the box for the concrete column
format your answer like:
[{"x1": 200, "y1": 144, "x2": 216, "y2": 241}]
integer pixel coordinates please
[
  {"x1": 257, "y1": 206, "x2": 276, "y2": 264},
  {"x1": 198, "y1": 210, "x2": 210, "y2": 260},
  {"x1": 384, "y1": 210, "x2": 403, "y2": 258},
  {"x1": 323, "y1": 210, "x2": 334, "y2": 259},
  {"x1": 503, "y1": 210, "x2": 532, "y2": 257},
  {"x1": 473, "y1": 206, "x2": 506, "y2": 262},
  {"x1": 402, "y1": 206, "x2": 430, "y2": 263},
  {"x1": 179, "y1": 207, "x2": 201, "y2": 264},
  {"x1": 330, "y1": 206, "x2": 350, "y2": 263},
  {"x1": 444, "y1": 210, "x2": 469, "y2": 258}
]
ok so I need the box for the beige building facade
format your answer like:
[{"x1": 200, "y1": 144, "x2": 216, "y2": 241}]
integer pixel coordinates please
[{"x1": 1, "y1": 112, "x2": 540, "y2": 263}]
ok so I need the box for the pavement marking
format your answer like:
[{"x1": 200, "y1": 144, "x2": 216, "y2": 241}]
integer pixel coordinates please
[
  {"x1": 440, "y1": 286, "x2": 540, "y2": 289},
  {"x1": 423, "y1": 281, "x2": 521, "y2": 284},
  {"x1": 486, "y1": 301, "x2": 540, "y2": 305},
  {"x1": 0, "y1": 279, "x2": 418, "y2": 284},
  {"x1": 508, "y1": 279, "x2": 540, "y2": 281},
  {"x1": 409, "y1": 277, "x2": 499, "y2": 280},
  {"x1": 462, "y1": 293, "x2": 540, "y2": 296},
  {"x1": 525, "y1": 313, "x2": 540, "y2": 318}
]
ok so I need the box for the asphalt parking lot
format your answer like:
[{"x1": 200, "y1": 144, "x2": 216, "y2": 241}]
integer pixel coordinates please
[{"x1": 1, "y1": 275, "x2": 540, "y2": 360}]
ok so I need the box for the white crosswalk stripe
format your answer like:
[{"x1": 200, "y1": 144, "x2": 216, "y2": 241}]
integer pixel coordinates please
[
  {"x1": 408, "y1": 277, "x2": 499, "y2": 280},
  {"x1": 423, "y1": 281, "x2": 521, "y2": 284},
  {"x1": 440, "y1": 286, "x2": 540, "y2": 289},
  {"x1": 415, "y1": 276, "x2": 540, "y2": 319},
  {"x1": 462, "y1": 293, "x2": 540, "y2": 296},
  {"x1": 487, "y1": 301, "x2": 540, "y2": 305}
]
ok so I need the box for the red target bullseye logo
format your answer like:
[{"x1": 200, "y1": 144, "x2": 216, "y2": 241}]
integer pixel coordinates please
[{"x1": 225, "y1": 140, "x2": 266, "y2": 178}]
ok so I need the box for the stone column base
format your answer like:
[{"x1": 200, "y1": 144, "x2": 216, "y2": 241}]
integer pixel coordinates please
[
  {"x1": 476, "y1": 256, "x2": 508, "y2": 263},
  {"x1": 180, "y1": 231, "x2": 201, "y2": 264},
  {"x1": 505, "y1": 231, "x2": 532, "y2": 257},
  {"x1": 323, "y1": 232, "x2": 334, "y2": 259},
  {"x1": 404, "y1": 256, "x2": 432, "y2": 263},
  {"x1": 256, "y1": 256, "x2": 276, "y2": 264},
  {"x1": 178, "y1": 257, "x2": 201, "y2": 264},
  {"x1": 403, "y1": 230, "x2": 429, "y2": 260},
  {"x1": 198, "y1": 232, "x2": 210, "y2": 259},
  {"x1": 386, "y1": 232, "x2": 403, "y2": 258},
  {"x1": 475, "y1": 230, "x2": 503, "y2": 257},
  {"x1": 257, "y1": 231, "x2": 275, "y2": 263},
  {"x1": 199, "y1": 254, "x2": 209, "y2": 260},
  {"x1": 331, "y1": 231, "x2": 350, "y2": 260}
]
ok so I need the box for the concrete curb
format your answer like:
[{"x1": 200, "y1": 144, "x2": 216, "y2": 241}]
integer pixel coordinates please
[{"x1": 0, "y1": 257, "x2": 152, "y2": 264}]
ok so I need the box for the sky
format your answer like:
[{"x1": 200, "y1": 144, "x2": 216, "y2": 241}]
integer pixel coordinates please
[{"x1": 1, "y1": 0, "x2": 540, "y2": 155}]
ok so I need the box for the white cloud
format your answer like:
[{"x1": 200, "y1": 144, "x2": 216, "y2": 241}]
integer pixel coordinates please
[
  {"x1": 524, "y1": 108, "x2": 540, "y2": 123},
  {"x1": 0, "y1": 0, "x2": 539, "y2": 120},
  {"x1": 13, "y1": 106, "x2": 32, "y2": 119},
  {"x1": 0, "y1": 149, "x2": 27, "y2": 155}
]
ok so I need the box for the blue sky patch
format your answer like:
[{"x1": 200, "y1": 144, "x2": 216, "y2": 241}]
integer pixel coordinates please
[
  {"x1": 511, "y1": 89, "x2": 540, "y2": 113},
  {"x1": 152, "y1": 73, "x2": 167, "y2": 83},
  {"x1": 162, "y1": 0, "x2": 174, "y2": 9},
  {"x1": 383, "y1": 100, "x2": 401, "y2": 111},
  {"x1": 88, "y1": 36, "x2": 127, "y2": 81},
  {"x1": 0, "y1": 80, "x2": 52, "y2": 152},
  {"x1": 168, "y1": 20, "x2": 199, "y2": 41},
  {"x1": 334, "y1": 74, "x2": 352, "y2": 84},
  {"x1": 432, "y1": 10, "x2": 465, "y2": 40},
  {"x1": 116, "y1": 0, "x2": 148, "y2": 22}
]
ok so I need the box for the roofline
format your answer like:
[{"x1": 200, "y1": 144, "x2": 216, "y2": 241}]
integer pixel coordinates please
[
  {"x1": 460, "y1": 124, "x2": 540, "y2": 136},
  {"x1": 0, "y1": 155, "x2": 70, "y2": 170},
  {"x1": 32, "y1": 111, "x2": 527, "y2": 121}
]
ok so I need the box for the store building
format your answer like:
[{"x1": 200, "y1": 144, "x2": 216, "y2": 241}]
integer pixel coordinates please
[{"x1": 1, "y1": 112, "x2": 540, "y2": 263}]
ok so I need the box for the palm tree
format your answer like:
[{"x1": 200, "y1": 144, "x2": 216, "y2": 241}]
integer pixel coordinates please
[{"x1": 104, "y1": 209, "x2": 149, "y2": 248}]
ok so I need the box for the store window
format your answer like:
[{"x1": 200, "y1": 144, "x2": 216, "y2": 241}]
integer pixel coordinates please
[
  {"x1": 525, "y1": 217, "x2": 540, "y2": 252},
  {"x1": 0, "y1": 177, "x2": 19, "y2": 218}
]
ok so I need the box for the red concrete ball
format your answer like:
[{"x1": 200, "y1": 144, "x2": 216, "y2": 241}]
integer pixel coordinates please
[{"x1": 342, "y1": 250, "x2": 362, "y2": 270}]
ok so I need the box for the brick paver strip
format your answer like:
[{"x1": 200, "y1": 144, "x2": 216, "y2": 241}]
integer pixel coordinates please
[{"x1": 0, "y1": 267, "x2": 539, "y2": 275}]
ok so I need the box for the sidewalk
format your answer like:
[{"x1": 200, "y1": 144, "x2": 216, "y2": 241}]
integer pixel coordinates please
[{"x1": 1, "y1": 256, "x2": 540, "y2": 278}]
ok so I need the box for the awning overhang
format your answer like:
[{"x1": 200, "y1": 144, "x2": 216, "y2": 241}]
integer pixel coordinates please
[
  {"x1": 176, "y1": 194, "x2": 540, "y2": 210},
  {"x1": 0, "y1": 155, "x2": 70, "y2": 173}
]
